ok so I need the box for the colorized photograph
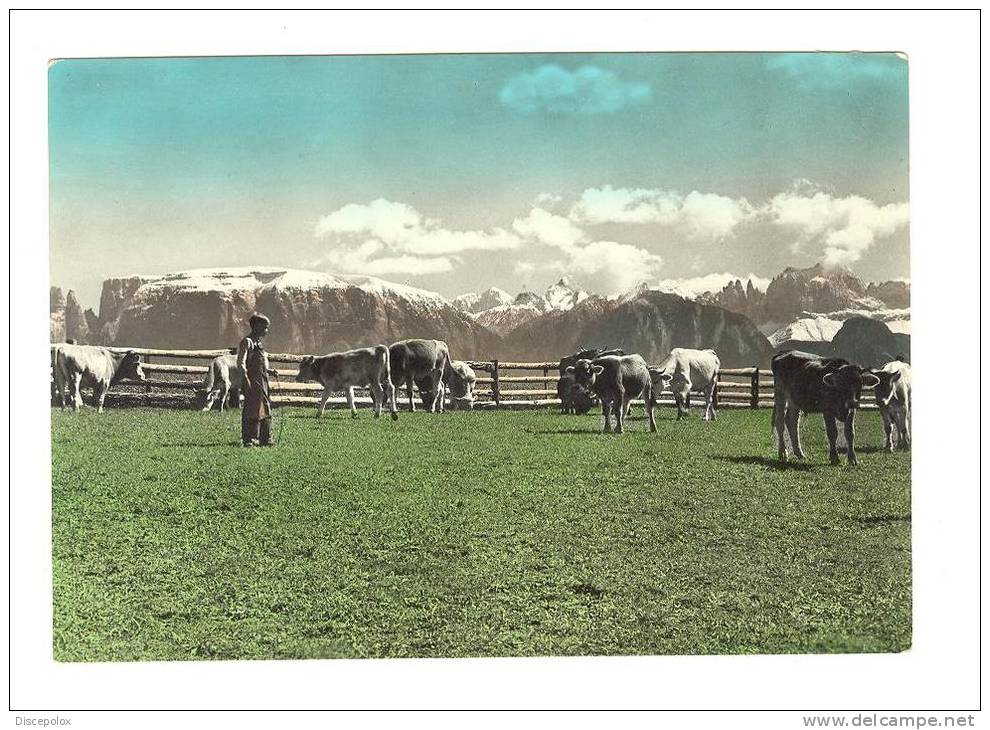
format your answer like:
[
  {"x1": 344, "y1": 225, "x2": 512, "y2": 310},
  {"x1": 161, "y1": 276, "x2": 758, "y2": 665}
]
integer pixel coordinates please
[{"x1": 49, "y1": 52, "x2": 910, "y2": 661}]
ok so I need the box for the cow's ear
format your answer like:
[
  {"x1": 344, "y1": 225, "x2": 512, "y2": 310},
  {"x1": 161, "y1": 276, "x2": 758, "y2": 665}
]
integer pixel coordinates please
[
  {"x1": 565, "y1": 366, "x2": 575, "y2": 374},
  {"x1": 862, "y1": 373, "x2": 881, "y2": 389},
  {"x1": 592, "y1": 365, "x2": 605, "y2": 375},
  {"x1": 889, "y1": 371, "x2": 902, "y2": 383},
  {"x1": 822, "y1": 373, "x2": 837, "y2": 389}
]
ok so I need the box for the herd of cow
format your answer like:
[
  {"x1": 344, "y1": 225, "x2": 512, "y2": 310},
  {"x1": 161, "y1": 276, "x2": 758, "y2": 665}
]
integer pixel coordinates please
[{"x1": 50, "y1": 338, "x2": 911, "y2": 465}]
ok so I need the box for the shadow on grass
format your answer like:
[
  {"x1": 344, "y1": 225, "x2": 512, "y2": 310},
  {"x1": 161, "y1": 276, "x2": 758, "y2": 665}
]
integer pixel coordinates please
[
  {"x1": 162, "y1": 441, "x2": 245, "y2": 449},
  {"x1": 711, "y1": 454, "x2": 815, "y2": 471},
  {"x1": 525, "y1": 428, "x2": 598, "y2": 436},
  {"x1": 855, "y1": 445, "x2": 909, "y2": 455}
]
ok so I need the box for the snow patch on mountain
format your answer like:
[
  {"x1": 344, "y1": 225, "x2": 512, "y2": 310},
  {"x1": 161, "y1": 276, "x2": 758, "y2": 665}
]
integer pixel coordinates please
[
  {"x1": 133, "y1": 266, "x2": 449, "y2": 308},
  {"x1": 544, "y1": 276, "x2": 589, "y2": 311},
  {"x1": 453, "y1": 286, "x2": 514, "y2": 314},
  {"x1": 769, "y1": 307, "x2": 911, "y2": 346}
]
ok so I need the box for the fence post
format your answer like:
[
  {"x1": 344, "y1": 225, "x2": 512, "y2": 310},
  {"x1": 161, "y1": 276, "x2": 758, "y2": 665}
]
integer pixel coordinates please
[
  {"x1": 492, "y1": 360, "x2": 500, "y2": 407},
  {"x1": 144, "y1": 355, "x2": 153, "y2": 393},
  {"x1": 750, "y1": 365, "x2": 759, "y2": 409}
]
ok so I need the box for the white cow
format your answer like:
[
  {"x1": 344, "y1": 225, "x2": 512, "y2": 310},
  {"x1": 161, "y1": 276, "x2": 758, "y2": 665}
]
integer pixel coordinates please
[
  {"x1": 649, "y1": 348, "x2": 720, "y2": 421},
  {"x1": 197, "y1": 353, "x2": 243, "y2": 412},
  {"x1": 443, "y1": 360, "x2": 476, "y2": 411},
  {"x1": 53, "y1": 344, "x2": 146, "y2": 412},
  {"x1": 872, "y1": 360, "x2": 911, "y2": 451},
  {"x1": 296, "y1": 345, "x2": 398, "y2": 420}
]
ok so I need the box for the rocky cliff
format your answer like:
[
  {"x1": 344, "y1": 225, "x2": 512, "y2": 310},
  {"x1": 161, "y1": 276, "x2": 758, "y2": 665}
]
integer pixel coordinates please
[
  {"x1": 84, "y1": 268, "x2": 503, "y2": 359},
  {"x1": 50, "y1": 286, "x2": 97, "y2": 344}
]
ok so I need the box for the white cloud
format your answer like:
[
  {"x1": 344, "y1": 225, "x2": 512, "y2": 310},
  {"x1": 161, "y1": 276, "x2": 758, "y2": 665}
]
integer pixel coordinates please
[
  {"x1": 314, "y1": 198, "x2": 519, "y2": 275},
  {"x1": 512, "y1": 207, "x2": 586, "y2": 251},
  {"x1": 655, "y1": 272, "x2": 772, "y2": 299},
  {"x1": 766, "y1": 53, "x2": 906, "y2": 90},
  {"x1": 565, "y1": 240, "x2": 664, "y2": 293},
  {"x1": 570, "y1": 185, "x2": 752, "y2": 239},
  {"x1": 499, "y1": 65, "x2": 651, "y2": 115},
  {"x1": 361, "y1": 255, "x2": 456, "y2": 276},
  {"x1": 764, "y1": 191, "x2": 909, "y2": 265}
]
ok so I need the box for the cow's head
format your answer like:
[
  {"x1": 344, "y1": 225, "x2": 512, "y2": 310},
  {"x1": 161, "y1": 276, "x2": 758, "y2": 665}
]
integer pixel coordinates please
[
  {"x1": 567, "y1": 358, "x2": 604, "y2": 390},
  {"x1": 296, "y1": 356, "x2": 318, "y2": 382},
  {"x1": 822, "y1": 365, "x2": 880, "y2": 411},
  {"x1": 114, "y1": 351, "x2": 146, "y2": 382},
  {"x1": 869, "y1": 369, "x2": 903, "y2": 406},
  {"x1": 647, "y1": 367, "x2": 673, "y2": 393}
]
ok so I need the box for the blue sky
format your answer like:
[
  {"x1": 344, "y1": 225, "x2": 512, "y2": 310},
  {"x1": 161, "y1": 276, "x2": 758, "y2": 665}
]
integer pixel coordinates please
[{"x1": 49, "y1": 52, "x2": 909, "y2": 307}]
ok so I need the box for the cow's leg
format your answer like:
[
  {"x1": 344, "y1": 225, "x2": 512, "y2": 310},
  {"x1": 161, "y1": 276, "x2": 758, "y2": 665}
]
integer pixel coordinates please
[
  {"x1": 369, "y1": 380, "x2": 384, "y2": 418},
  {"x1": 57, "y1": 375, "x2": 67, "y2": 410},
  {"x1": 675, "y1": 383, "x2": 690, "y2": 420},
  {"x1": 645, "y1": 385, "x2": 658, "y2": 433},
  {"x1": 71, "y1": 373, "x2": 83, "y2": 412},
  {"x1": 844, "y1": 412, "x2": 857, "y2": 465},
  {"x1": 383, "y1": 378, "x2": 399, "y2": 421},
  {"x1": 429, "y1": 371, "x2": 444, "y2": 413},
  {"x1": 786, "y1": 406, "x2": 804, "y2": 459},
  {"x1": 317, "y1": 387, "x2": 333, "y2": 417},
  {"x1": 601, "y1": 399, "x2": 613, "y2": 434},
  {"x1": 881, "y1": 409, "x2": 894, "y2": 452},
  {"x1": 704, "y1": 381, "x2": 717, "y2": 421},
  {"x1": 201, "y1": 390, "x2": 215, "y2": 412},
  {"x1": 613, "y1": 388, "x2": 626, "y2": 434},
  {"x1": 824, "y1": 414, "x2": 841, "y2": 465},
  {"x1": 346, "y1": 386, "x2": 358, "y2": 419},
  {"x1": 406, "y1": 378, "x2": 416, "y2": 412},
  {"x1": 94, "y1": 382, "x2": 108, "y2": 413},
  {"x1": 773, "y1": 396, "x2": 788, "y2": 460}
]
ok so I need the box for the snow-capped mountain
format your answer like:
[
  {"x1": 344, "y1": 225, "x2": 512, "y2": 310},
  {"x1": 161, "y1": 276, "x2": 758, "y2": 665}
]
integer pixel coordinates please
[
  {"x1": 452, "y1": 287, "x2": 514, "y2": 314},
  {"x1": 473, "y1": 302, "x2": 544, "y2": 336},
  {"x1": 767, "y1": 308, "x2": 911, "y2": 347},
  {"x1": 543, "y1": 276, "x2": 589, "y2": 311},
  {"x1": 78, "y1": 266, "x2": 500, "y2": 358}
]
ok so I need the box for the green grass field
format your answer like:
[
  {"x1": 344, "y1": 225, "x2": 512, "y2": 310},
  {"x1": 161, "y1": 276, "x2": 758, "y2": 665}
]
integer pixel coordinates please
[{"x1": 51, "y1": 405, "x2": 911, "y2": 661}]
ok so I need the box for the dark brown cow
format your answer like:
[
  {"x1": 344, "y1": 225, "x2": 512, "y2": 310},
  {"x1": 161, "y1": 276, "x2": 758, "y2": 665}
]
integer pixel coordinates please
[{"x1": 771, "y1": 350, "x2": 880, "y2": 465}]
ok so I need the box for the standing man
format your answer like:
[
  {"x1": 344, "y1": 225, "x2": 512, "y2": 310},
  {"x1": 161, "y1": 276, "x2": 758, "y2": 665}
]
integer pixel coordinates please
[{"x1": 237, "y1": 313, "x2": 277, "y2": 447}]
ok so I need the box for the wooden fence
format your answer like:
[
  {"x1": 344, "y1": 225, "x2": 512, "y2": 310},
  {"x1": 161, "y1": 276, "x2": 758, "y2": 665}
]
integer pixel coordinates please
[{"x1": 50, "y1": 345, "x2": 877, "y2": 409}]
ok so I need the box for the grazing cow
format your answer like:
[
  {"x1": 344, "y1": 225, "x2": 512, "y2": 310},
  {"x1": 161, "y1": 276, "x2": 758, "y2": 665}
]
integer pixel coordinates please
[
  {"x1": 567, "y1": 354, "x2": 657, "y2": 434},
  {"x1": 53, "y1": 344, "x2": 146, "y2": 412},
  {"x1": 556, "y1": 371, "x2": 596, "y2": 415},
  {"x1": 443, "y1": 360, "x2": 477, "y2": 411},
  {"x1": 649, "y1": 348, "x2": 721, "y2": 421},
  {"x1": 771, "y1": 350, "x2": 880, "y2": 465},
  {"x1": 415, "y1": 360, "x2": 477, "y2": 410},
  {"x1": 197, "y1": 353, "x2": 243, "y2": 412},
  {"x1": 557, "y1": 347, "x2": 624, "y2": 415},
  {"x1": 387, "y1": 339, "x2": 449, "y2": 413},
  {"x1": 872, "y1": 360, "x2": 911, "y2": 452},
  {"x1": 296, "y1": 346, "x2": 398, "y2": 420}
]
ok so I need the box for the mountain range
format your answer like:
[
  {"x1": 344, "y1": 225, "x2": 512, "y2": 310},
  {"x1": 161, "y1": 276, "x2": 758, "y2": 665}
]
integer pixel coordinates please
[{"x1": 51, "y1": 263, "x2": 909, "y2": 367}]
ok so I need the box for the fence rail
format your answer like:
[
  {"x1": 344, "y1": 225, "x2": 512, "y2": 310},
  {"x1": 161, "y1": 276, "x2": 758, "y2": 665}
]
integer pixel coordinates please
[{"x1": 51, "y1": 344, "x2": 877, "y2": 410}]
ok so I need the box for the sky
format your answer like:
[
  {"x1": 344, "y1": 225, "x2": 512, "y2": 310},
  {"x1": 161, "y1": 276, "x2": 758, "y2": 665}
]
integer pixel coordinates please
[{"x1": 49, "y1": 52, "x2": 909, "y2": 309}]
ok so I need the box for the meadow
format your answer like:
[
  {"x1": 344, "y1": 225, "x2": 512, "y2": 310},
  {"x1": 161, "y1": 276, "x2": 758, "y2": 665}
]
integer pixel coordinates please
[{"x1": 51, "y1": 405, "x2": 911, "y2": 661}]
